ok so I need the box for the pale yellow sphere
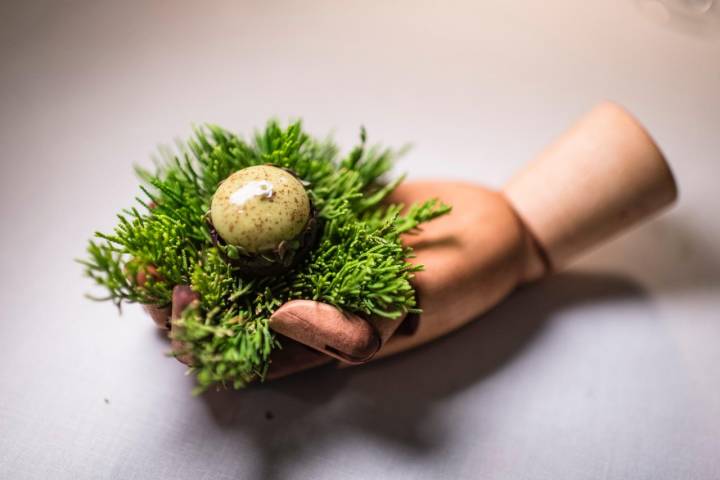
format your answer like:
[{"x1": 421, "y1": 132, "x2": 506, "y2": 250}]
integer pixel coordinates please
[{"x1": 210, "y1": 166, "x2": 311, "y2": 253}]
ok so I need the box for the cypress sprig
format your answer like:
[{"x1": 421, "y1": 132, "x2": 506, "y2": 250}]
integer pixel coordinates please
[{"x1": 82, "y1": 120, "x2": 450, "y2": 392}]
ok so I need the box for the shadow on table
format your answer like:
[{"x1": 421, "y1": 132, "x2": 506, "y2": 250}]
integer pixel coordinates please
[
  {"x1": 198, "y1": 270, "x2": 647, "y2": 480},
  {"x1": 581, "y1": 215, "x2": 720, "y2": 292}
]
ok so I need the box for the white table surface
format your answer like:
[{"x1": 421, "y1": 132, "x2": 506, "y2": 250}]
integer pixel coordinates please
[{"x1": 1, "y1": 1, "x2": 719, "y2": 479}]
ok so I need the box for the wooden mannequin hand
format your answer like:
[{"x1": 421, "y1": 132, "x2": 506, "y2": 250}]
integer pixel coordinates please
[{"x1": 147, "y1": 102, "x2": 677, "y2": 383}]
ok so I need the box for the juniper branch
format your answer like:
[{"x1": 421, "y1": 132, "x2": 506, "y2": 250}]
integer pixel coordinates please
[{"x1": 81, "y1": 120, "x2": 450, "y2": 392}]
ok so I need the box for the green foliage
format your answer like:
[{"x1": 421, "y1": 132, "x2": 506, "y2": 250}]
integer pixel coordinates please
[{"x1": 81, "y1": 121, "x2": 450, "y2": 392}]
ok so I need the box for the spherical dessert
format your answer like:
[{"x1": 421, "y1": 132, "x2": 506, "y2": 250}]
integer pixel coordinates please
[{"x1": 210, "y1": 165, "x2": 311, "y2": 253}]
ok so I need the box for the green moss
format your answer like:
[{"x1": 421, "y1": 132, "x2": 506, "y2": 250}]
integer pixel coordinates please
[{"x1": 80, "y1": 121, "x2": 450, "y2": 392}]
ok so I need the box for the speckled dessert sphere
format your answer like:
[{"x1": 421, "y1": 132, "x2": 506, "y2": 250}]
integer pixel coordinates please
[{"x1": 210, "y1": 165, "x2": 311, "y2": 253}]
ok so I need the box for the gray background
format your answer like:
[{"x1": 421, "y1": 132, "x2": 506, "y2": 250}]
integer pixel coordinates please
[{"x1": 1, "y1": 1, "x2": 719, "y2": 479}]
